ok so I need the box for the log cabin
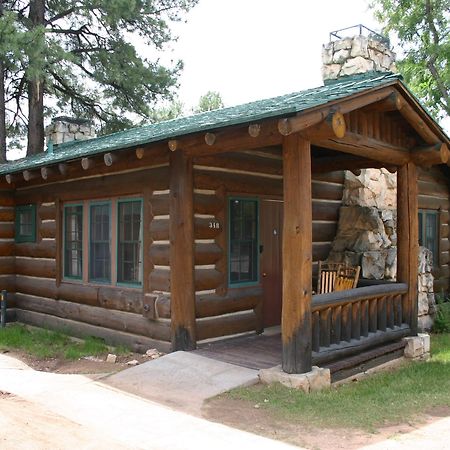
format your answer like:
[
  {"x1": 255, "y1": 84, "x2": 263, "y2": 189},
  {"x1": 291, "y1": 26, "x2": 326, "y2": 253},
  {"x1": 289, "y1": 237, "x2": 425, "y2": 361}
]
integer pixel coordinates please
[{"x1": 0, "y1": 30, "x2": 449, "y2": 374}]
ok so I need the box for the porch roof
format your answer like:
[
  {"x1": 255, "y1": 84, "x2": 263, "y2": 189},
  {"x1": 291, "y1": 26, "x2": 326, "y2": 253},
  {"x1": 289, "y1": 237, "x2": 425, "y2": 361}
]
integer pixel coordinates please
[{"x1": 0, "y1": 71, "x2": 447, "y2": 175}]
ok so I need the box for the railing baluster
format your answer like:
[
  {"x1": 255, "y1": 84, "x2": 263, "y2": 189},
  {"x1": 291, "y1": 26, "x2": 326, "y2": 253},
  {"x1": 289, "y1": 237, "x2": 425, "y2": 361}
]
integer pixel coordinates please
[
  {"x1": 341, "y1": 304, "x2": 352, "y2": 342},
  {"x1": 351, "y1": 301, "x2": 361, "y2": 339},
  {"x1": 386, "y1": 295, "x2": 395, "y2": 329},
  {"x1": 320, "y1": 307, "x2": 331, "y2": 347},
  {"x1": 377, "y1": 295, "x2": 387, "y2": 331},
  {"x1": 394, "y1": 294, "x2": 403, "y2": 326},
  {"x1": 312, "y1": 310, "x2": 320, "y2": 352},
  {"x1": 361, "y1": 299, "x2": 369, "y2": 336},
  {"x1": 369, "y1": 298, "x2": 378, "y2": 332},
  {"x1": 331, "y1": 305, "x2": 342, "y2": 344}
]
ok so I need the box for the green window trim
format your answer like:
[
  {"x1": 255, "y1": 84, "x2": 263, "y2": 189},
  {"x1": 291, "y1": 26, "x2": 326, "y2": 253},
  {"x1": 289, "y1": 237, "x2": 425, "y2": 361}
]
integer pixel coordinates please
[
  {"x1": 15, "y1": 204, "x2": 37, "y2": 243},
  {"x1": 117, "y1": 198, "x2": 143, "y2": 286},
  {"x1": 89, "y1": 201, "x2": 112, "y2": 283},
  {"x1": 418, "y1": 209, "x2": 439, "y2": 266},
  {"x1": 228, "y1": 197, "x2": 259, "y2": 287},
  {"x1": 63, "y1": 203, "x2": 83, "y2": 280}
]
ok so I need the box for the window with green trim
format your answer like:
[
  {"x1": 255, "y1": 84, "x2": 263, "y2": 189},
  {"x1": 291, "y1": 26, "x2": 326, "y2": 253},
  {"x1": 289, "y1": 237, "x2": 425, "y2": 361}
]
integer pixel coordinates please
[
  {"x1": 15, "y1": 204, "x2": 36, "y2": 243},
  {"x1": 419, "y1": 210, "x2": 439, "y2": 265},
  {"x1": 89, "y1": 203, "x2": 111, "y2": 282},
  {"x1": 64, "y1": 205, "x2": 83, "y2": 279},
  {"x1": 118, "y1": 200, "x2": 142, "y2": 284},
  {"x1": 229, "y1": 198, "x2": 258, "y2": 285}
]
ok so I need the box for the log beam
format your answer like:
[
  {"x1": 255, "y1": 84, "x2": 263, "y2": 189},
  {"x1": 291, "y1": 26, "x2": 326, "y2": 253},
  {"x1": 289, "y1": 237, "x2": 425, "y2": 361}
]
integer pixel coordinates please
[
  {"x1": 169, "y1": 150, "x2": 196, "y2": 350},
  {"x1": 103, "y1": 152, "x2": 117, "y2": 167},
  {"x1": 81, "y1": 157, "x2": 94, "y2": 170},
  {"x1": 282, "y1": 134, "x2": 313, "y2": 374},
  {"x1": 278, "y1": 87, "x2": 394, "y2": 136},
  {"x1": 316, "y1": 132, "x2": 410, "y2": 166},
  {"x1": 410, "y1": 143, "x2": 449, "y2": 167},
  {"x1": 248, "y1": 124, "x2": 261, "y2": 137},
  {"x1": 23, "y1": 170, "x2": 37, "y2": 181}
]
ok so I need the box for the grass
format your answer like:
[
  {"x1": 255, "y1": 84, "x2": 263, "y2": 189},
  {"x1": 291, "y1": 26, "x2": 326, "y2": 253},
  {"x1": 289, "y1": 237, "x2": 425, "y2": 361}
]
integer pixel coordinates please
[
  {"x1": 0, "y1": 323, "x2": 127, "y2": 360},
  {"x1": 228, "y1": 334, "x2": 450, "y2": 431}
]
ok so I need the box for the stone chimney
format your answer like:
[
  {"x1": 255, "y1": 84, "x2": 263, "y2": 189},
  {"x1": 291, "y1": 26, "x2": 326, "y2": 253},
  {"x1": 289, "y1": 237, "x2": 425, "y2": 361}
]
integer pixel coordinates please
[
  {"x1": 322, "y1": 24, "x2": 397, "y2": 82},
  {"x1": 45, "y1": 116, "x2": 97, "y2": 147}
]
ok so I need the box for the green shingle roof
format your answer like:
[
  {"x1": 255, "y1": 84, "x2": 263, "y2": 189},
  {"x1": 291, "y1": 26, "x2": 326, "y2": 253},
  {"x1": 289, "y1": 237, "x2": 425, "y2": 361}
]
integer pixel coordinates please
[{"x1": 0, "y1": 72, "x2": 402, "y2": 175}]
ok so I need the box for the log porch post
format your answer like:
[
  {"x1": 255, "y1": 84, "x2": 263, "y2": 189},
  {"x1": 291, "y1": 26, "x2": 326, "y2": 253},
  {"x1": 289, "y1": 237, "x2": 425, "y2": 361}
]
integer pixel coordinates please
[
  {"x1": 281, "y1": 134, "x2": 313, "y2": 374},
  {"x1": 169, "y1": 150, "x2": 196, "y2": 350},
  {"x1": 397, "y1": 162, "x2": 419, "y2": 334}
]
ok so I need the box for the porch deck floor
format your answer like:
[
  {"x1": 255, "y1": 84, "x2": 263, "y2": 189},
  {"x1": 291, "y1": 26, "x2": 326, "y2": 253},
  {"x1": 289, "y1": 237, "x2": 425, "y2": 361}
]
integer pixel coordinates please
[{"x1": 194, "y1": 333, "x2": 282, "y2": 370}]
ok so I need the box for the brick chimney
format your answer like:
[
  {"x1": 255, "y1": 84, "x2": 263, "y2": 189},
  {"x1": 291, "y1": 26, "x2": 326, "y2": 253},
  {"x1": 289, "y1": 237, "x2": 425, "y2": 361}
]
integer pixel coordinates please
[
  {"x1": 322, "y1": 25, "x2": 397, "y2": 82},
  {"x1": 45, "y1": 116, "x2": 96, "y2": 147}
]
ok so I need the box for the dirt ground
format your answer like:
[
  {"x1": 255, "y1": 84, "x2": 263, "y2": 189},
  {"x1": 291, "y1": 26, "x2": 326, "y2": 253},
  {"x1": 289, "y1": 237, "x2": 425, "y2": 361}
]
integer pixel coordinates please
[
  {"x1": 203, "y1": 394, "x2": 450, "y2": 450},
  {"x1": 0, "y1": 349, "x2": 151, "y2": 375}
]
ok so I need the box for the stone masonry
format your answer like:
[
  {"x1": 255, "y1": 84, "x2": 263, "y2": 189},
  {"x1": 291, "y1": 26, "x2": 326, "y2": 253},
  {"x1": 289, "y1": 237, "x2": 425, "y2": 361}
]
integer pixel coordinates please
[
  {"x1": 45, "y1": 117, "x2": 96, "y2": 146},
  {"x1": 328, "y1": 168, "x2": 436, "y2": 331},
  {"x1": 322, "y1": 35, "x2": 397, "y2": 81}
]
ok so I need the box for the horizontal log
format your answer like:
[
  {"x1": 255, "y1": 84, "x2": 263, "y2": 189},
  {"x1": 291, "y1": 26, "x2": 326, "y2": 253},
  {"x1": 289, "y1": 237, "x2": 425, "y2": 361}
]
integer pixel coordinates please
[
  {"x1": 0, "y1": 222, "x2": 14, "y2": 239},
  {"x1": 0, "y1": 275, "x2": 16, "y2": 292},
  {"x1": 194, "y1": 152, "x2": 282, "y2": 176},
  {"x1": 0, "y1": 209, "x2": 14, "y2": 222},
  {"x1": 194, "y1": 170, "x2": 282, "y2": 197},
  {"x1": 312, "y1": 325, "x2": 411, "y2": 365},
  {"x1": 38, "y1": 203, "x2": 56, "y2": 221},
  {"x1": 39, "y1": 220, "x2": 56, "y2": 239},
  {"x1": 313, "y1": 242, "x2": 332, "y2": 262},
  {"x1": 411, "y1": 143, "x2": 449, "y2": 166},
  {"x1": 0, "y1": 241, "x2": 14, "y2": 256},
  {"x1": 196, "y1": 310, "x2": 257, "y2": 341},
  {"x1": 151, "y1": 193, "x2": 224, "y2": 216},
  {"x1": 0, "y1": 256, "x2": 15, "y2": 274},
  {"x1": 155, "y1": 287, "x2": 263, "y2": 319},
  {"x1": 149, "y1": 269, "x2": 170, "y2": 291},
  {"x1": 58, "y1": 282, "x2": 99, "y2": 307},
  {"x1": 16, "y1": 241, "x2": 56, "y2": 258},
  {"x1": 312, "y1": 221, "x2": 338, "y2": 243},
  {"x1": 150, "y1": 243, "x2": 222, "y2": 266},
  {"x1": 0, "y1": 190, "x2": 14, "y2": 207},
  {"x1": 312, "y1": 170, "x2": 345, "y2": 184},
  {"x1": 194, "y1": 217, "x2": 222, "y2": 239},
  {"x1": 312, "y1": 181, "x2": 344, "y2": 201},
  {"x1": 97, "y1": 286, "x2": 144, "y2": 314},
  {"x1": 312, "y1": 283, "x2": 408, "y2": 311},
  {"x1": 16, "y1": 275, "x2": 57, "y2": 299},
  {"x1": 15, "y1": 309, "x2": 171, "y2": 353},
  {"x1": 15, "y1": 166, "x2": 169, "y2": 204},
  {"x1": 418, "y1": 180, "x2": 450, "y2": 198},
  {"x1": 15, "y1": 258, "x2": 56, "y2": 278},
  {"x1": 149, "y1": 268, "x2": 223, "y2": 292},
  {"x1": 149, "y1": 218, "x2": 169, "y2": 241},
  {"x1": 417, "y1": 166, "x2": 448, "y2": 184},
  {"x1": 418, "y1": 195, "x2": 449, "y2": 210},
  {"x1": 15, "y1": 293, "x2": 170, "y2": 341},
  {"x1": 312, "y1": 201, "x2": 341, "y2": 222}
]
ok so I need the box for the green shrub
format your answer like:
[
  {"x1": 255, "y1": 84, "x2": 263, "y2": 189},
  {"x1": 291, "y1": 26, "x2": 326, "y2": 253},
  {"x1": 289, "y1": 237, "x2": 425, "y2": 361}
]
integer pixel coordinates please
[{"x1": 433, "y1": 293, "x2": 450, "y2": 333}]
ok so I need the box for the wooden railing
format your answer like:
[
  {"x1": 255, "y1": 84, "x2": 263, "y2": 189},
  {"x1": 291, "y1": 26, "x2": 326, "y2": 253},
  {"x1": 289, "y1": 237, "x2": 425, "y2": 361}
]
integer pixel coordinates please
[{"x1": 311, "y1": 283, "x2": 410, "y2": 364}]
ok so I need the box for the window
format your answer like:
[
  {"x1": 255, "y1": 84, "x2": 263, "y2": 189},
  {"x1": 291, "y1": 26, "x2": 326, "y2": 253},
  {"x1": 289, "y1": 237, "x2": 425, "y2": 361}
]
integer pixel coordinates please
[
  {"x1": 419, "y1": 210, "x2": 439, "y2": 265},
  {"x1": 62, "y1": 198, "x2": 143, "y2": 287},
  {"x1": 15, "y1": 204, "x2": 36, "y2": 243},
  {"x1": 118, "y1": 200, "x2": 142, "y2": 284},
  {"x1": 229, "y1": 198, "x2": 259, "y2": 286},
  {"x1": 89, "y1": 203, "x2": 111, "y2": 282},
  {"x1": 64, "y1": 204, "x2": 83, "y2": 279}
]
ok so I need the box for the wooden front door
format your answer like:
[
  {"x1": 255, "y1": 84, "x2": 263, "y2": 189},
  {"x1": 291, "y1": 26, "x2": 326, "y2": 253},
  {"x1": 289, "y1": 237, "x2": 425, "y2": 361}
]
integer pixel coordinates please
[{"x1": 260, "y1": 199, "x2": 283, "y2": 327}]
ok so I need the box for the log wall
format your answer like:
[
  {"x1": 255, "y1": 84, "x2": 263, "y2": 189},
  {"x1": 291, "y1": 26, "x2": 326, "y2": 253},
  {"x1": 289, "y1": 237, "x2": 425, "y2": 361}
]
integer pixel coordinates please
[
  {"x1": 13, "y1": 165, "x2": 172, "y2": 352},
  {"x1": 0, "y1": 189, "x2": 15, "y2": 313},
  {"x1": 417, "y1": 166, "x2": 450, "y2": 293}
]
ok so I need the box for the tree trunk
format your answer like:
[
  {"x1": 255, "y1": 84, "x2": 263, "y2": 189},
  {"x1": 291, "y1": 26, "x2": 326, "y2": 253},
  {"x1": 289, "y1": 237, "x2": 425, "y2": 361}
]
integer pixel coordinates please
[
  {"x1": 27, "y1": 0, "x2": 45, "y2": 156},
  {"x1": 0, "y1": 1, "x2": 6, "y2": 162}
]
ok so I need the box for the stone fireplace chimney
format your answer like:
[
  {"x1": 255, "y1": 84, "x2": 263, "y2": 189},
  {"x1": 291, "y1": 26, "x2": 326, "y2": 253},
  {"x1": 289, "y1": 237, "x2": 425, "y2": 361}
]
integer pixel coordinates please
[
  {"x1": 45, "y1": 116, "x2": 97, "y2": 147},
  {"x1": 322, "y1": 24, "x2": 397, "y2": 82}
]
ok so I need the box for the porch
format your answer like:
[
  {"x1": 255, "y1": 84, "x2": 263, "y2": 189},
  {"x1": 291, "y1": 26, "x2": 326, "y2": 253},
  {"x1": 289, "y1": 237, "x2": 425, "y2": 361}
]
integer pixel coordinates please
[{"x1": 195, "y1": 282, "x2": 410, "y2": 380}]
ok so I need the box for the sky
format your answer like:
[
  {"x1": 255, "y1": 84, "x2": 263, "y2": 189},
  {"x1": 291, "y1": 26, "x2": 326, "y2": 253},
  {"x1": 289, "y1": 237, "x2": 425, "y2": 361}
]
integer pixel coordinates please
[{"x1": 168, "y1": 0, "x2": 380, "y2": 109}]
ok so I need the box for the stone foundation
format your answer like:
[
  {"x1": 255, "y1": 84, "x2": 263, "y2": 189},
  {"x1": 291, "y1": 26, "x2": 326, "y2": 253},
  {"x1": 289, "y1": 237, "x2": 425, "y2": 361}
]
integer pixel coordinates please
[
  {"x1": 259, "y1": 366, "x2": 330, "y2": 393},
  {"x1": 403, "y1": 333, "x2": 431, "y2": 360},
  {"x1": 418, "y1": 247, "x2": 436, "y2": 331}
]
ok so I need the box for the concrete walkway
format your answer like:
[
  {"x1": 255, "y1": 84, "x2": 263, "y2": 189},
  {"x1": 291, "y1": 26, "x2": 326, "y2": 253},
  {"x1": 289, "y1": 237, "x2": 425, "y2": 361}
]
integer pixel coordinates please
[
  {"x1": 104, "y1": 351, "x2": 259, "y2": 414},
  {"x1": 0, "y1": 354, "x2": 297, "y2": 450}
]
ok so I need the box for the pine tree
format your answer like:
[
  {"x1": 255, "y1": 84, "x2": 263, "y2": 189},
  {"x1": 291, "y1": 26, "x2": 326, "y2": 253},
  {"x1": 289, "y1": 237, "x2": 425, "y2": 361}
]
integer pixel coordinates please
[{"x1": 0, "y1": 0, "x2": 198, "y2": 157}]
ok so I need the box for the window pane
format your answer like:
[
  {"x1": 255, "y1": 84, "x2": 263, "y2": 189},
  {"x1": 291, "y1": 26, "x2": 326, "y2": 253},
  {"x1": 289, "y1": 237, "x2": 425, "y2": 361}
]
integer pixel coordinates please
[
  {"x1": 118, "y1": 200, "x2": 142, "y2": 284},
  {"x1": 90, "y1": 204, "x2": 111, "y2": 282},
  {"x1": 15, "y1": 205, "x2": 36, "y2": 243},
  {"x1": 229, "y1": 199, "x2": 258, "y2": 284},
  {"x1": 64, "y1": 205, "x2": 83, "y2": 278},
  {"x1": 425, "y1": 213, "x2": 438, "y2": 264}
]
